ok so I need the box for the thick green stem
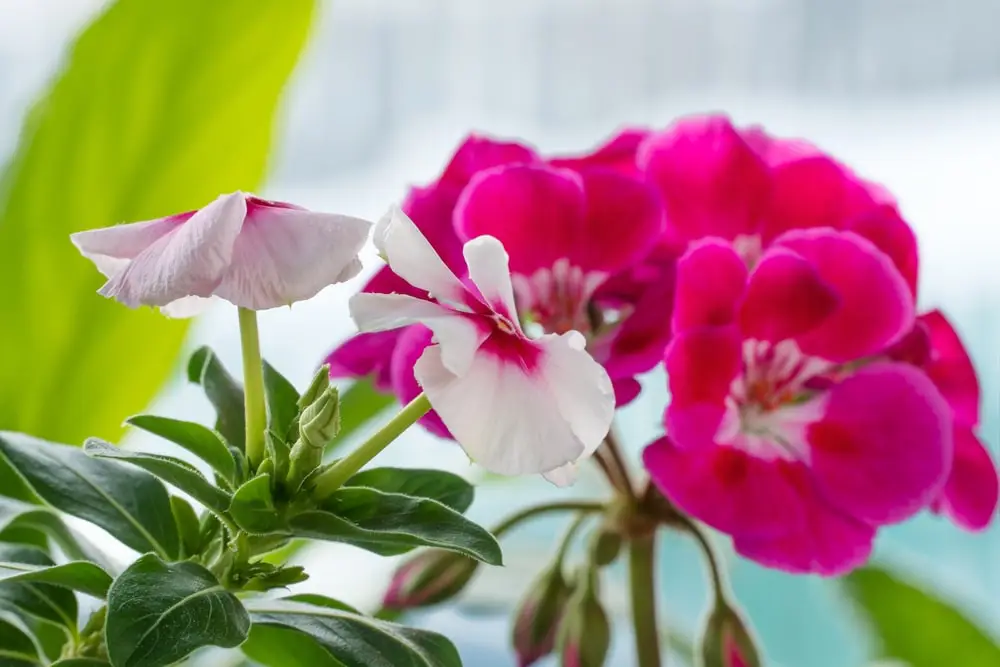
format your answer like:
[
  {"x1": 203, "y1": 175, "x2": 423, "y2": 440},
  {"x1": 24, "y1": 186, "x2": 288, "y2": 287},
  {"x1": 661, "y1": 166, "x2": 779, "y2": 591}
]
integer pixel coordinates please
[
  {"x1": 311, "y1": 393, "x2": 432, "y2": 498},
  {"x1": 629, "y1": 534, "x2": 662, "y2": 667},
  {"x1": 238, "y1": 307, "x2": 267, "y2": 469}
]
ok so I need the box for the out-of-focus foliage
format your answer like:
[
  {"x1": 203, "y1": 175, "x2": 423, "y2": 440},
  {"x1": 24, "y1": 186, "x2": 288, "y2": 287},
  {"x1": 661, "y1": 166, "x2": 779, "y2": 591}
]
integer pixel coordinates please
[
  {"x1": 845, "y1": 566, "x2": 1000, "y2": 666},
  {"x1": 0, "y1": 0, "x2": 317, "y2": 443}
]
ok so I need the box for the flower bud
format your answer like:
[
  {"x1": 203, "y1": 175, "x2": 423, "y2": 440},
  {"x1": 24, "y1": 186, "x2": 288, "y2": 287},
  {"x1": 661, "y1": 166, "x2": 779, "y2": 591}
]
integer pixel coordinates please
[
  {"x1": 286, "y1": 385, "x2": 340, "y2": 490},
  {"x1": 557, "y1": 569, "x2": 610, "y2": 667},
  {"x1": 298, "y1": 364, "x2": 331, "y2": 411},
  {"x1": 699, "y1": 602, "x2": 761, "y2": 667},
  {"x1": 512, "y1": 564, "x2": 572, "y2": 667},
  {"x1": 383, "y1": 550, "x2": 479, "y2": 610},
  {"x1": 588, "y1": 526, "x2": 623, "y2": 567}
]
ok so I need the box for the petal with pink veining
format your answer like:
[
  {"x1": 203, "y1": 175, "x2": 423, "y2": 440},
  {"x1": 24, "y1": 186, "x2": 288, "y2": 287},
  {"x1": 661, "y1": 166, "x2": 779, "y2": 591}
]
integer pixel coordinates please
[
  {"x1": 933, "y1": 426, "x2": 999, "y2": 531},
  {"x1": 775, "y1": 229, "x2": 913, "y2": 361},
  {"x1": 672, "y1": 239, "x2": 747, "y2": 332},
  {"x1": 463, "y1": 236, "x2": 521, "y2": 326},
  {"x1": 71, "y1": 212, "x2": 191, "y2": 278},
  {"x1": 807, "y1": 362, "x2": 952, "y2": 526}
]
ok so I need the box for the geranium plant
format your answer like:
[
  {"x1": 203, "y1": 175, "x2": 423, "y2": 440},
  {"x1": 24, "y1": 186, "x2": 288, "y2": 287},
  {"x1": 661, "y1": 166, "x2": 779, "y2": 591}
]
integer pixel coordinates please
[{"x1": 0, "y1": 114, "x2": 994, "y2": 667}]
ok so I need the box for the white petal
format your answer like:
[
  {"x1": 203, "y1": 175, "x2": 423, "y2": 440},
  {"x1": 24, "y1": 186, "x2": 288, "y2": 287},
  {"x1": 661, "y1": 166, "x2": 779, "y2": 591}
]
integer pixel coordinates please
[
  {"x1": 463, "y1": 235, "x2": 522, "y2": 329},
  {"x1": 160, "y1": 295, "x2": 217, "y2": 318},
  {"x1": 414, "y1": 344, "x2": 588, "y2": 476},
  {"x1": 214, "y1": 207, "x2": 371, "y2": 310},
  {"x1": 350, "y1": 293, "x2": 487, "y2": 376},
  {"x1": 374, "y1": 206, "x2": 468, "y2": 305},
  {"x1": 543, "y1": 463, "x2": 580, "y2": 487},
  {"x1": 98, "y1": 193, "x2": 247, "y2": 307},
  {"x1": 71, "y1": 215, "x2": 187, "y2": 278}
]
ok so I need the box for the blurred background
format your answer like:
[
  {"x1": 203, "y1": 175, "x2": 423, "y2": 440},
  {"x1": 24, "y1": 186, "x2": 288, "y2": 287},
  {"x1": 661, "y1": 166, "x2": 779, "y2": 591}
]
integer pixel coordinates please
[{"x1": 1, "y1": 0, "x2": 997, "y2": 665}]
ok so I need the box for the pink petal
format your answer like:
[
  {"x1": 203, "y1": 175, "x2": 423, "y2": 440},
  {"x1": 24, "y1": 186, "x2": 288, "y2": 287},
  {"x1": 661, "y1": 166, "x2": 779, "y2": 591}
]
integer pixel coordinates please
[
  {"x1": 214, "y1": 203, "x2": 370, "y2": 310},
  {"x1": 414, "y1": 331, "x2": 613, "y2": 476},
  {"x1": 613, "y1": 378, "x2": 642, "y2": 406},
  {"x1": 598, "y1": 266, "x2": 676, "y2": 379},
  {"x1": 325, "y1": 330, "x2": 401, "y2": 392},
  {"x1": 455, "y1": 164, "x2": 588, "y2": 275},
  {"x1": 933, "y1": 427, "x2": 999, "y2": 531},
  {"x1": 401, "y1": 182, "x2": 468, "y2": 276},
  {"x1": 71, "y1": 212, "x2": 191, "y2": 277},
  {"x1": 665, "y1": 327, "x2": 742, "y2": 411},
  {"x1": 639, "y1": 115, "x2": 770, "y2": 244},
  {"x1": 921, "y1": 310, "x2": 980, "y2": 426},
  {"x1": 550, "y1": 127, "x2": 649, "y2": 175},
  {"x1": 97, "y1": 192, "x2": 246, "y2": 307},
  {"x1": 439, "y1": 134, "x2": 538, "y2": 187},
  {"x1": 463, "y1": 236, "x2": 521, "y2": 326},
  {"x1": 758, "y1": 156, "x2": 853, "y2": 242},
  {"x1": 808, "y1": 362, "x2": 952, "y2": 526},
  {"x1": 643, "y1": 437, "x2": 806, "y2": 538},
  {"x1": 846, "y1": 204, "x2": 919, "y2": 298},
  {"x1": 738, "y1": 248, "x2": 839, "y2": 342},
  {"x1": 775, "y1": 229, "x2": 913, "y2": 362},
  {"x1": 672, "y1": 239, "x2": 748, "y2": 332},
  {"x1": 732, "y1": 466, "x2": 875, "y2": 576},
  {"x1": 373, "y1": 206, "x2": 468, "y2": 305},
  {"x1": 391, "y1": 326, "x2": 452, "y2": 438}
]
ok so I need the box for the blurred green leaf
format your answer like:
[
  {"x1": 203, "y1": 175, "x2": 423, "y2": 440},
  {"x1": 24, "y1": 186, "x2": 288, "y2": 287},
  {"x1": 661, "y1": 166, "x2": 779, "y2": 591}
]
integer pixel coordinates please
[
  {"x1": 187, "y1": 347, "x2": 247, "y2": 453},
  {"x1": 328, "y1": 380, "x2": 396, "y2": 458},
  {"x1": 0, "y1": 0, "x2": 317, "y2": 443},
  {"x1": 0, "y1": 560, "x2": 111, "y2": 600},
  {"x1": 0, "y1": 616, "x2": 42, "y2": 665},
  {"x1": 844, "y1": 566, "x2": 1000, "y2": 666},
  {"x1": 264, "y1": 361, "x2": 301, "y2": 442},
  {"x1": 0, "y1": 546, "x2": 77, "y2": 632}
]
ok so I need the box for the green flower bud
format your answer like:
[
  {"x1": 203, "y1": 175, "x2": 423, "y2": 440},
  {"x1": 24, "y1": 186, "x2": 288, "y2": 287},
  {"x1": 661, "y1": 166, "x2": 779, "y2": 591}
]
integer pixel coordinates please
[
  {"x1": 699, "y1": 601, "x2": 762, "y2": 667},
  {"x1": 286, "y1": 385, "x2": 340, "y2": 490},
  {"x1": 298, "y1": 364, "x2": 331, "y2": 411},
  {"x1": 383, "y1": 550, "x2": 479, "y2": 610},
  {"x1": 588, "y1": 526, "x2": 623, "y2": 567},
  {"x1": 512, "y1": 564, "x2": 572, "y2": 667},
  {"x1": 557, "y1": 569, "x2": 611, "y2": 667}
]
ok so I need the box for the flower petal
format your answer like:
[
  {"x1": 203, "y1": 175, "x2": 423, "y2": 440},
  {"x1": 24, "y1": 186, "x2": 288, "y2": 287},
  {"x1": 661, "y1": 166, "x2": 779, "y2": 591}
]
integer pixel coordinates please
[
  {"x1": 933, "y1": 426, "x2": 999, "y2": 531},
  {"x1": 921, "y1": 310, "x2": 980, "y2": 426},
  {"x1": 665, "y1": 326, "x2": 742, "y2": 411},
  {"x1": 401, "y1": 181, "x2": 468, "y2": 275},
  {"x1": 391, "y1": 325, "x2": 451, "y2": 438},
  {"x1": 325, "y1": 330, "x2": 402, "y2": 392},
  {"x1": 846, "y1": 204, "x2": 919, "y2": 298},
  {"x1": 71, "y1": 212, "x2": 192, "y2": 277},
  {"x1": 672, "y1": 239, "x2": 748, "y2": 332},
  {"x1": 598, "y1": 268, "x2": 676, "y2": 379},
  {"x1": 738, "y1": 248, "x2": 839, "y2": 342},
  {"x1": 758, "y1": 156, "x2": 853, "y2": 242},
  {"x1": 639, "y1": 115, "x2": 770, "y2": 244},
  {"x1": 214, "y1": 203, "x2": 370, "y2": 310},
  {"x1": 543, "y1": 462, "x2": 580, "y2": 487},
  {"x1": 463, "y1": 236, "x2": 520, "y2": 326},
  {"x1": 644, "y1": 437, "x2": 807, "y2": 538},
  {"x1": 373, "y1": 206, "x2": 468, "y2": 305},
  {"x1": 455, "y1": 164, "x2": 587, "y2": 275},
  {"x1": 775, "y1": 229, "x2": 913, "y2": 361},
  {"x1": 440, "y1": 134, "x2": 538, "y2": 187},
  {"x1": 807, "y1": 362, "x2": 952, "y2": 526},
  {"x1": 97, "y1": 192, "x2": 246, "y2": 307},
  {"x1": 550, "y1": 128, "x2": 649, "y2": 176}
]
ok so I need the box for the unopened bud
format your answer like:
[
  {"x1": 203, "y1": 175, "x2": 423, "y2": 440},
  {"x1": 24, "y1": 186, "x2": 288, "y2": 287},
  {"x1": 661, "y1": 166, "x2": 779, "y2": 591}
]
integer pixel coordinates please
[
  {"x1": 299, "y1": 365, "x2": 331, "y2": 411},
  {"x1": 557, "y1": 569, "x2": 610, "y2": 667},
  {"x1": 588, "y1": 526, "x2": 622, "y2": 567},
  {"x1": 383, "y1": 550, "x2": 479, "y2": 610},
  {"x1": 512, "y1": 564, "x2": 572, "y2": 667},
  {"x1": 699, "y1": 602, "x2": 761, "y2": 667},
  {"x1": 286, "y1": 385, "x2": 340, "y2": 490}
]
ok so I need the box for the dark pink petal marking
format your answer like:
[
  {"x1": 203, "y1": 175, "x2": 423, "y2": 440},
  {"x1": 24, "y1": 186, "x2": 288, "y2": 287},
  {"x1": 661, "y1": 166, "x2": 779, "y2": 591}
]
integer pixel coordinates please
[{"x1": 390, "y1": 325, "x2": 452, "y2": 438}]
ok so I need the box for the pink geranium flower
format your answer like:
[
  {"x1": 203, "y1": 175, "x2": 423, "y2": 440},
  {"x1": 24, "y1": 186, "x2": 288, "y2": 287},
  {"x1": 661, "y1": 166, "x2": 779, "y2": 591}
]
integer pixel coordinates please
[
  {"x1": 326, "y1": 130, "x2": 672, "y2": 438},
  {"x1": 888, "y1": 311, "x2": 999, "y2": 530},
  {"x1": 349, "y1": 206, "x2": 615, "y2": 483},
  {"x1": 71, "y1": 192, "x2": 370, "y2": 316},
  {"x1": 643, "y1": 234, "x2": 953, "y2": 575}
]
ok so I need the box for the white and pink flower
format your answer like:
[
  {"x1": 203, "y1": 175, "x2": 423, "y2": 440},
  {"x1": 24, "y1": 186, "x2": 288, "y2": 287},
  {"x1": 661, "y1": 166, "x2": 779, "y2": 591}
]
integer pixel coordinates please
[
  {"x1": 349, "y1": 206, "x2": 615, "y2": 484},
  {"x1": 71, "y1": 191, "x2": 371, "y2": 316}
]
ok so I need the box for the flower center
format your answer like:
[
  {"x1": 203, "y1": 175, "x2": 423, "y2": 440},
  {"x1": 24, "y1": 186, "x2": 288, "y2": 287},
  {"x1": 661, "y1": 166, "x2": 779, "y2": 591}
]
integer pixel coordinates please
[
  {"x1": 733, "y1": 233, "x2": 764, "y2": 268},
  {"x1": 717, "y1": 340, "x2": 832, "y2": 461},
  {"x1": 510, "y1": 258, "x2": 606, "y2": 335}
]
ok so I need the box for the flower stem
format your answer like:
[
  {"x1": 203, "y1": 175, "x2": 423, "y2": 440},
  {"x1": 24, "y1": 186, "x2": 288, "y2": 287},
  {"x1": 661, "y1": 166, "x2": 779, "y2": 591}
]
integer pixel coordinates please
[
  {"x1": 603, "y1": 427, "x2": 635, "y2": 497},
  {"x1": 311, "y1": 393, "x2": 432, "y2": 498},
  {"x1": 493, "y1": 500, "x2": 606, "y2": 537},
  {"x1": 675, "y1": 513, "x2": 727, "y2": 605},
  {"x1": 238, "y1": 307, "x2": 267, "y2": 469},
  {"x1": 629, "y1": 534, "x2": 662, "y2": 667}
]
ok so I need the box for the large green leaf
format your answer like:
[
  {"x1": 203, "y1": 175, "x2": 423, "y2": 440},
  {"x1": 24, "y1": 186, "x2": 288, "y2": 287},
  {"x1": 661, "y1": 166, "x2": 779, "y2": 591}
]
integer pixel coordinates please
[
  {"x1": 124, "y1": 415, "x2": 237, "y2": 484},
  {"x1": 289, "y1": 487, "x2": 502, "y2": 564},
  {"x1": 263, "y1": 362, "x2": 301, "y2": 441},
  {"x1": 0, "y1": 0, "x2": 317, "y2": 444},
  {"x1": 0, "y1": 546, "x2": 77, "y2": 632},
  {"x1": 106, "y1": 554, "x2": 250, "y2": 667},
  {"x1": 84, "y1": 438, "x2": 231, "y2": 514},
  {"x1": 0, "y1": 560, "x2": 111, "y2": 599},
  {"x1": 246, "y1": 595, "x2": 462, "y2": 667},
  {"x1": 0, "y1": 616, "x2": 42, "y2": 666},
  {"x1": 346, "y1": 468, "x2": 474, "y2": 513},
  {"x1": 229, "y1": 475, "x2": 281, "y2": 534},
  {"x1": 844, "y1": 566, "x2": 1000, "y2": 666},
  {"x1": 187, "y1": 347, "x2": 246, "y2": 452},
  {"x1": 0, "y1": 433, "x2": 180, "y2": 559},
  {"x1": 0, "y1": 498, "x2": 113, "y2": 573}
]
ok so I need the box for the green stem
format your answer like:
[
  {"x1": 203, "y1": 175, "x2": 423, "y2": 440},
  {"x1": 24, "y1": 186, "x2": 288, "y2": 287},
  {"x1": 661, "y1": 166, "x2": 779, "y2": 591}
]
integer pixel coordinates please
[
  {"x1": 238, "y1": 307, "x2": 267, "y2": 469},
  {"x1": 603, "y1": 427, "x2": 635, "y2": 497},
  {"x1": 311, "y1": 393, "x2": 432, "y2": 498},
  {"x1": 554, "y1": 513, "x2": 590, "y2": 565},
  {"x1": 629, "y1": 534, "x2": 662, "y2": 667},
  {"x1": 493, "y1": 500, "x2": 605, "y2": 537},
  {"x1": 675, "y1": 514, "x2": 727, "y2": 605}
]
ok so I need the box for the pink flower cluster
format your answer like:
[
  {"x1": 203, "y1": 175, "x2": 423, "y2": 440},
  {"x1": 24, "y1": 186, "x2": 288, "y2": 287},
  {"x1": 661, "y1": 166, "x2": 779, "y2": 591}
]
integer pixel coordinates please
[{"x1": 326, "y1": 114, "x2": 998, "y2": 574}]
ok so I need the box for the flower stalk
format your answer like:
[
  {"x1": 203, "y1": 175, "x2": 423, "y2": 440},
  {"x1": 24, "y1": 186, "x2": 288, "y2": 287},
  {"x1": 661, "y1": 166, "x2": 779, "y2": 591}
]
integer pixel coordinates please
[
  {"x1": 238, "y1": 307, "x2": 267, "y2": 469},
  {"x1": 629, "y1": 533, "x2": 662, "y2": 667}
]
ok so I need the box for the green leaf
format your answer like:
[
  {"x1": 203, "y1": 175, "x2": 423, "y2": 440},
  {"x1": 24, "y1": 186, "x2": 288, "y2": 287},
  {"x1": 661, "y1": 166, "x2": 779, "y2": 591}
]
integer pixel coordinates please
[
  {"x1": 246, "y1": 595, "x2": 462, "y2": 667},
  {"x1": 0, "y1": 617, "x2": 42, "y2": 666},
  {"x1": 0, "y1": 560, "x2": 111, "y2": 599},
  {"x1": 290, "y1": 488, "x2": 502, "y2": 564},
  {"x1": 242, "y1": 624, "x2": 345, "y2": 667},
  {"x1": 51, "y1": 661, "x2": 112, "y2": 667},
  {"x1": 263, "y1": 362, "x2": 300, "y2": 441},
  {"x1": 346, "y1": 468, "x2": 474, "y2": 514},
  {"x1": 106, "y1": 554, "x2": 250, "y2": 667},
  {"x1": 229, "y1": 476, "x2": 281, "y2": 534},
  {"x1": 0, "y1": 498, "x2": 113, "y2": 574},
  {"x1": 844, "y1": 566, "x2": 1000, "y2": 666},
  {"x1": 170, "y1": 497, "x2": 202, "y2": 559},
  {"x1": 0, "y1": 546, "x2": 77, "y2": 631},
  {"x1": 0, "y1": 0, "x2": 318, "y2": 445},
  {"x1": 0, "y1": 433, "x2": 180, "y2": 559},
  {"x1": 84, "y1": 438, "x2": 231, "y2": 514},
  {"x1": 188, "y1": 347, "x2": 246, "y2": 452},
  {"x1": 124, "y1": 415, "x2": 237, "y2": 484},
  {"x1": 326, "y1": 380, "x2": 396, "y2": 457}
]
